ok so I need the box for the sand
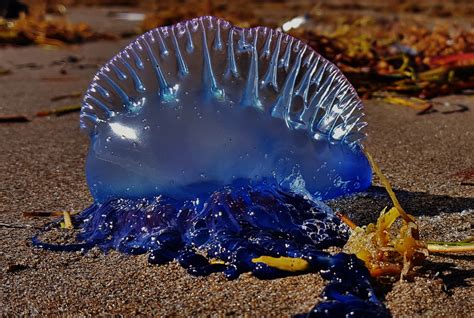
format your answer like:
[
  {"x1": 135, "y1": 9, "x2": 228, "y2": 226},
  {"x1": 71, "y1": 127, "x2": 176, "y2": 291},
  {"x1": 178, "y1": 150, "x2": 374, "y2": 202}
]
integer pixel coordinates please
[{"x1": 1, "y1": 3, "x2": 473, "y2": 317}]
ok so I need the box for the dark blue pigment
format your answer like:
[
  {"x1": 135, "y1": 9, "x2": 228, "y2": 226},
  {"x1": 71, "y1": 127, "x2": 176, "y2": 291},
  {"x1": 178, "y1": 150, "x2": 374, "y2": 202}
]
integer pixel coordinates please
[{"x1": 33, "y1": 180, "x2": 388, "y2": 317}]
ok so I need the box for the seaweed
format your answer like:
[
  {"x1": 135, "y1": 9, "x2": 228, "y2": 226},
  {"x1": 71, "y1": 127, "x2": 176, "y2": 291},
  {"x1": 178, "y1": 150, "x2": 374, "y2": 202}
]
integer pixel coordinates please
[
  {"x1": 0, "y1": 12, "x2": 115, "y2": 46},
  {"x1": 289, "y1": 17, "x2": 473, "y2": 100}
]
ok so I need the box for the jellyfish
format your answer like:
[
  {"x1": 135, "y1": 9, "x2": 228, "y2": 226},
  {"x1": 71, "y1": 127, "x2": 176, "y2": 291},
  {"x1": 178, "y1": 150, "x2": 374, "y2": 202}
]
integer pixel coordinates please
[{"x1": 34, "y1": 17, "x2": 388, "y2": 317}]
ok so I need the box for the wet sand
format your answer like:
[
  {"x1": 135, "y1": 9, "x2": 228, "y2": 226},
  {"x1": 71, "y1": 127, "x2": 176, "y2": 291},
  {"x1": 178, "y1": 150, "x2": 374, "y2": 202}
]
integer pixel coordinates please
[{"x1": 1, "y1": 4, "x2": 473, "y2": 317}]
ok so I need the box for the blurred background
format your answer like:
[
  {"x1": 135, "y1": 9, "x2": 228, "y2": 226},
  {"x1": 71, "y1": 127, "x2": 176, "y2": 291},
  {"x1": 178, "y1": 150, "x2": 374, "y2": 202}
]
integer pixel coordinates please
[{"x1": 1, "y1": 0, "x2": 472, "y2": 103}]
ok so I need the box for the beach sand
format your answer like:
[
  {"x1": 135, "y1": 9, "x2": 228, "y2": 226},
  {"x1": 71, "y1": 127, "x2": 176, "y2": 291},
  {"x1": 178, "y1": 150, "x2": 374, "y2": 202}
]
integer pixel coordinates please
[{"x1": 1, "y1": 3, "x2": 473, "y2": 316}]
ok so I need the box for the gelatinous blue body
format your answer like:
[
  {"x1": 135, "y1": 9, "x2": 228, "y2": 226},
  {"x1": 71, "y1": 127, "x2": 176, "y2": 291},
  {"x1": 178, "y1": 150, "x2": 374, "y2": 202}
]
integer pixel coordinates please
[
  {"x1": 80, "y1": 16, "x2": 371, "y2": 202},
  {"x1": 34, "y1": 181, "x2": 387, "y2": 317},
  {"x1": 34, "y1": 17, "x2": 388, "y2": 316}
]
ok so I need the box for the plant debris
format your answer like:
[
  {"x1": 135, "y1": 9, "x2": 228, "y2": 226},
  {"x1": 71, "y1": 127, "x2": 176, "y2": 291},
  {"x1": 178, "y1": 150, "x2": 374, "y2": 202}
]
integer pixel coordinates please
[
  {"x1": 342, "y1": 150, "x2": 428, "y2": 278},
  {"x1": 23, "y1": 211, "x2": 75, "y2": 229},
  {"x1": 0, "y1": 12, "x2": 115, "y2": 47},
  {"x1": 342, "y1": 151, "x2": 474, "y2": 279},
  {"x1": 0, "y1": 114, "x2": 29, "y2": 122},
  {"x1": 0, "y1": 67, "x2": 11, "y2": 75},
  {"x1": 60, "y1": 211, "x2": 73, "y2": 229},
  {"x1": 375, "y1": 94, "x2": 433, "y2": 114},
  {"x1": 427, "y1": 237, "x2": 474, "y2": 253},
  {"x1": 137, "y1": 1, "x2": 473, "y2": 102},
  {"x1": 0, "y1": 93, "x2": 82, "y2": 124},
  {"x1": 343, "y1": 206, "x2": 428, "y2": 278},
  {"x1": 50, "y1": 92, "x2": 82, "y2": 102},
  {"x1": 251, "y1": 256, "x2": 310, "y2": 272},
  {"x1": 40, "y1": 76, "x2": 82, "y2": 82},
  {"x1": 140, "y1": 0, "x2": 266, "y2": 32},
  {"x1": 36, "y1": 104, "x2": 81, "y2": 117},
  {"x1": 289, "y1": 16, "x2": 474, "y2": 100}
]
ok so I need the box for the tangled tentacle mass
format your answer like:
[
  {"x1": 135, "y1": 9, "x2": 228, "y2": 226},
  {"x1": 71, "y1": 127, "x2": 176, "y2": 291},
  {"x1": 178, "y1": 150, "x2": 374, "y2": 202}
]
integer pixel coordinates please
[{"x1": 34, "y1": 181, "x2": 387, "y2": 317}]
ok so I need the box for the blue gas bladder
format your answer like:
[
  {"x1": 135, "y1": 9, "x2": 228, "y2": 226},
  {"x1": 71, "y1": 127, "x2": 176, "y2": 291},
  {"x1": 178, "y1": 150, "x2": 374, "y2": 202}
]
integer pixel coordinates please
[{"x1": 80, "y1": 16, "x2": 371, "y2": 203}]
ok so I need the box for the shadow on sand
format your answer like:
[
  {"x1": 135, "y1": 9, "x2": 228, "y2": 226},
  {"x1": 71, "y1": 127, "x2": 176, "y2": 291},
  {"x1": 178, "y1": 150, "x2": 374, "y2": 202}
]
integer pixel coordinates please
[{"x1": 328, "y1": 186, "x2": 474, "y2": 225}]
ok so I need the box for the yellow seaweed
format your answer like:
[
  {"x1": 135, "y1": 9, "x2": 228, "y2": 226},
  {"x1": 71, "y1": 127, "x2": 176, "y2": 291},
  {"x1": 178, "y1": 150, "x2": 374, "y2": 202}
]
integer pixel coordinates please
[
  {"x1": 60, "y1": 211, "x2": 73, "y2": 229},
  {"x1": 343, "y1": 150, "x2": 428, "y2": 278},
  {"x1": 252, "y1": 256, "x2": 310, "y2": 272}
]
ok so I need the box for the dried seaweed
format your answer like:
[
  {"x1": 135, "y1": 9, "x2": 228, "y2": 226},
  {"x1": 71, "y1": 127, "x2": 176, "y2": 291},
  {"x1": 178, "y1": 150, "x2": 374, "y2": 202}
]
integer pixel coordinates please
[
  {"x1": 140, "y1": 0, "x2": 265, "y2": 32},
  {"x1": 0, "y1": 12, "x2": 116, "y2": 46},
  {"x1": 289, "y1": 16, "x2": 474, "y2": 100},
  {"x1": 137, "y1": 1, "x2": 473, "y2": 101},
  {"x1": 0, "y1": 114, "x2": 30, "y2": 122},
  {"x1": 342, "y1": 151, "x2": 474, "y2": 279},
  {"x1": 36, "y1": 104, "x2": 81, "y2": 117},
  {"x1": 50, "y1": 92, "x2": 82, "y2": 102}
]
